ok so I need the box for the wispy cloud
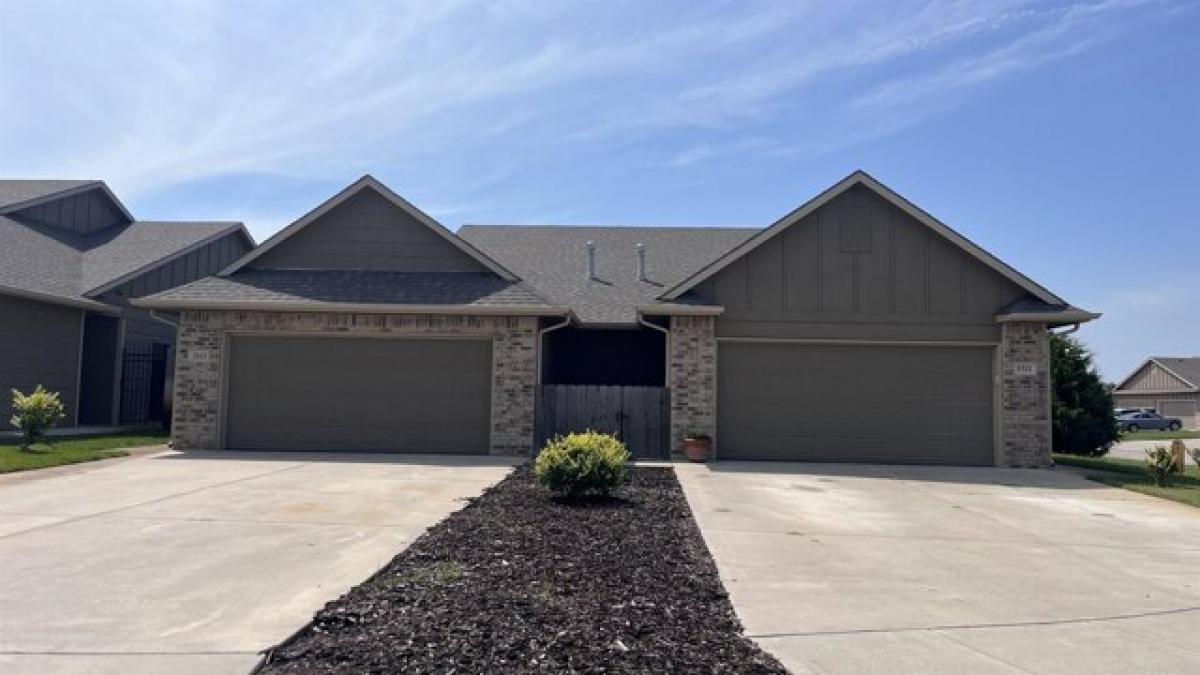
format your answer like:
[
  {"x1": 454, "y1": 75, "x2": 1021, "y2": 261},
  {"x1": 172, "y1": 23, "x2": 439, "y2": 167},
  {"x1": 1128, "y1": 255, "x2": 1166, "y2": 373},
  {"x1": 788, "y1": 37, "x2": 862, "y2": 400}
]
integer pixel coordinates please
[{"x1": 0, "y1": 0, "x2": 1175, "y2": 202}]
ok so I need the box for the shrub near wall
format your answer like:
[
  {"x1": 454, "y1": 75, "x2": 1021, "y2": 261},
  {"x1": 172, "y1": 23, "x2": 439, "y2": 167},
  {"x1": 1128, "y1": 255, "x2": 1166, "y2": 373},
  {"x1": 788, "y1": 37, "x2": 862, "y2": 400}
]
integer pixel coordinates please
[{"x1": 534, "y1": 431, "x2": 629, "y2": 497}]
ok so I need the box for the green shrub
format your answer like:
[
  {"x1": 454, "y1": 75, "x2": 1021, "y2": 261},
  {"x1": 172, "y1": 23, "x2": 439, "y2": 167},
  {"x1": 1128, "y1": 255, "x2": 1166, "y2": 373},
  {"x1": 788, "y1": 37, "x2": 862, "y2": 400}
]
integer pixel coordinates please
[
  {"x1": 10, "y1": 386, "x2": 66, "y2": 449},
  {"x1": 1145, "y1": 445, "x2": 1176, "y2": 487},
  {"x1": 534, "y1": 431, "x2": 629, "y2": 497},
  {"x1": 1051, "y1": 334, "x2": 1118, "y2": 456}
]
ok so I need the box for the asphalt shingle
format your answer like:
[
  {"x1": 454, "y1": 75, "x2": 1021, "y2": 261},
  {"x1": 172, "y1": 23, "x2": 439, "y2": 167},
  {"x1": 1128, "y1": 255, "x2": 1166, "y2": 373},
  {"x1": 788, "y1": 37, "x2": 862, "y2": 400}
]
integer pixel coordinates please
[
  {"x1": 0, "y1": 214, "x2": 244, "y2": 306},
  {"x1": 458, "y1": 225, "x2": 757, "y2": 325},
  {"x1": 1151, "y1": 357, "x2": 1200, "y2": 389},
  {"x1": 138, "y1": 270, "x2": 555, "y2": 309},
  {"x1": 0, "y1": 180, "x2": 95, "y2": 211}
]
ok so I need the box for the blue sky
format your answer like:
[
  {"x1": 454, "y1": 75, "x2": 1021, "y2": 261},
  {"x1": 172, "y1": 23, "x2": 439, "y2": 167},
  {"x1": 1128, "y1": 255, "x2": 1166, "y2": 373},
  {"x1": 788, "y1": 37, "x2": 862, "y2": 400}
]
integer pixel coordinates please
[{"x1": 2, "y1": 0, "x2": 1196, "y2": 380}]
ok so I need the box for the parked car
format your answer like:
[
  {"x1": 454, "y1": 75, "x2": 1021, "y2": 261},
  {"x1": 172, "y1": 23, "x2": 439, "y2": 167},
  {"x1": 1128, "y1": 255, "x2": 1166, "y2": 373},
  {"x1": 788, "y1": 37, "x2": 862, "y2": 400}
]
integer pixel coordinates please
[{"x1": 1117, "y1": 411, "x2": 1182, "y2": 432}]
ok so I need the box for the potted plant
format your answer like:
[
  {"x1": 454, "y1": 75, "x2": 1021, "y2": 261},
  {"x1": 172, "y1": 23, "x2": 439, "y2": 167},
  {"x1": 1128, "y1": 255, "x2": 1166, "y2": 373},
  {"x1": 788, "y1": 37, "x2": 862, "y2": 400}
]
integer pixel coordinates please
[{"x1": 682, "y1": 433, "x2": 712, "y2": 462}]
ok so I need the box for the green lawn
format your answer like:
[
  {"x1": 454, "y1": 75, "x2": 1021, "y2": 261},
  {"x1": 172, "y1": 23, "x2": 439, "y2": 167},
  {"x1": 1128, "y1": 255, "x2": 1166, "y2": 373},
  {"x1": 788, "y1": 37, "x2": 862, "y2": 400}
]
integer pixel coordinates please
[
  {"x1": 1054, "y1": 453, "x2": 1200, "y2": 509},
  {"x1": 0, "y1": 432, "x2": 168, "y2": 474},
  {"x1": 1121, "y1": 429, "x2": 1200, "y2": 441}
]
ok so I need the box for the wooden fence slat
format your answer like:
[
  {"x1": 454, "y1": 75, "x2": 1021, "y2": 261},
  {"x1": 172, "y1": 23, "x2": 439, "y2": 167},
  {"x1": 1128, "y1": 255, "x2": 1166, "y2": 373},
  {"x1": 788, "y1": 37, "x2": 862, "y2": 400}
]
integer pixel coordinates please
[{"x1": 535, "y1": 384, "x2": 669, "y2": 459}]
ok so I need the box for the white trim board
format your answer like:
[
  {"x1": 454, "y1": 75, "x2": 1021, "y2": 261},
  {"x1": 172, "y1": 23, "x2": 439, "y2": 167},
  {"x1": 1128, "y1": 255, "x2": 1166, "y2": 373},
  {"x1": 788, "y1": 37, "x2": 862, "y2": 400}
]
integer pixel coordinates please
[
  {"x1": 661, "y1": 170, "x2": 1065, "y2": 306},
  {"x1": 220, "y1": 175, "x2": 518, "y2": 281}
]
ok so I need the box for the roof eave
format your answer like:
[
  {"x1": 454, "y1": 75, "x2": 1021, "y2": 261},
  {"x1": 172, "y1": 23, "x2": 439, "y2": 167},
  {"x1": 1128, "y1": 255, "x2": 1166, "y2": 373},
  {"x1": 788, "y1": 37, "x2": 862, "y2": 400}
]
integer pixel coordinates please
[
  {"x1": 129, "y1": 297, "x2": 570, "y2": 316},
  {"x1": 995, "y1": 310, "x2": 1101, "y2": 326},
  {"x1": 0, "y1": 284, "x2": 118, "y2": 314},
  {"x1": 637, "y1": 304, "x2": 725, "y2": 316}
]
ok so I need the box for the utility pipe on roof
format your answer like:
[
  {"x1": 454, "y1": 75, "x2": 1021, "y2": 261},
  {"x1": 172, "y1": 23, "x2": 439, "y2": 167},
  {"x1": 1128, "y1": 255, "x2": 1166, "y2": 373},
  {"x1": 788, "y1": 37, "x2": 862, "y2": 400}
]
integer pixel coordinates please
[
  {"x1": 636, "y1": 243, "x2": 646, "y2": 281},
  {"x1": 585, "y1": 240, "x2": 596, "y2": 280}
]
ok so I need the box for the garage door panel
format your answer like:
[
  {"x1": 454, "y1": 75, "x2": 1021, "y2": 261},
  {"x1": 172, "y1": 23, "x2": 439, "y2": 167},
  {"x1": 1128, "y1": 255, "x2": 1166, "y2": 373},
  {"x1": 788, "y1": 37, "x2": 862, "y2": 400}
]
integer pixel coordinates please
[
  {"x1": 718, "y1": 343, "x2": 993, "y2": 464},
  {"x1": 225, "y1": 336, "x2": 491, "y2": 453}
]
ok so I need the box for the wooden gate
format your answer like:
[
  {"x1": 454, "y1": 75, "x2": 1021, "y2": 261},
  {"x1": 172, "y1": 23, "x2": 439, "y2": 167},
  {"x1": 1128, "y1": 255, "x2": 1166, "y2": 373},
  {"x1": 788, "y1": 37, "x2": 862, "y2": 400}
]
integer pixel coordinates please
[{"x1": 535, "y1": 385, "x2": 670, "y2": 459}]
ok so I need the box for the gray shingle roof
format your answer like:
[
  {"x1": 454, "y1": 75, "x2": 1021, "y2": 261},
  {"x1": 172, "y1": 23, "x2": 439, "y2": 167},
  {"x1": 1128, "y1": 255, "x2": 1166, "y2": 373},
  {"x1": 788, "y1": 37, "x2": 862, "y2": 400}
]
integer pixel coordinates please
[
  {"x1": 1151, "y1": 357, "x2": 1200, "y2": 389},
  {"x1": 0, "y1": 180, "x2": 95, "y2": 211},
  {"x1": 137, "y1": 270, "x2": 556, "y2": 310},
  {"x1": 459, "y1": 225, "x2": 757, "y2": 325},
  {"x1": 0, "y1": 214, "x2": 244, "y2": 308},
  {"x1": 80, "y1": 221, "x2": 239, "y2": 292}
]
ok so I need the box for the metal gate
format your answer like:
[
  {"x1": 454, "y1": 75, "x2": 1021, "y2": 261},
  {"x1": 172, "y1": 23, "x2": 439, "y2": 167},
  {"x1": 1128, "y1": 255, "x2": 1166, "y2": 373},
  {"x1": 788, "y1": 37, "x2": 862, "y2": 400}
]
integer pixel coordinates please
[
  {"x1": 119, "y1": 343, "x2": 169, "y2": 426},
  {"x1": 535, "y1": 385, "x2": 670, "y2": 459}
]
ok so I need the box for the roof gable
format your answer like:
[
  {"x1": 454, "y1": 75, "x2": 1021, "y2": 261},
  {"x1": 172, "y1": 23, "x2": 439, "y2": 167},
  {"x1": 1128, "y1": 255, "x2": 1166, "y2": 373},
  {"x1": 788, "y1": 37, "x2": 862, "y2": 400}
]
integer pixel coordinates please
[
  {"x1": 661, "y1": 170, "x2": 1064, "y2": 306},
  {"x1": 223, "y1": 176, "x2": 517, "y2": 280},
  {"x1": 1, "y1": 181, "x2": 133, "y2": 233},
  {"x1": 1115, "y1": 357, "x2": 1200, "y2": 392}
]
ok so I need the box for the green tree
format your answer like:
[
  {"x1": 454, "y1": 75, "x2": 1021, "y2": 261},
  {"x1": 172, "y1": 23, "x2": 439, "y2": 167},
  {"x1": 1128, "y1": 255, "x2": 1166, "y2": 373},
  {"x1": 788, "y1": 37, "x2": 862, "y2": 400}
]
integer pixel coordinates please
[{"x1": 1051, "y1": 334, "x2": 1118, "y2": 456}]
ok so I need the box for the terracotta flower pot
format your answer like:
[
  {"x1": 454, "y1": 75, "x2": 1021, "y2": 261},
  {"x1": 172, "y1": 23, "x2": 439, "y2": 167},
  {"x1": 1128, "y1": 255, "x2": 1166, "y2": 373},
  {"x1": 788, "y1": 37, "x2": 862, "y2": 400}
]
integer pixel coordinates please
[{"x1": 682, "y1": 435, "x2": 712, "y2": 463}]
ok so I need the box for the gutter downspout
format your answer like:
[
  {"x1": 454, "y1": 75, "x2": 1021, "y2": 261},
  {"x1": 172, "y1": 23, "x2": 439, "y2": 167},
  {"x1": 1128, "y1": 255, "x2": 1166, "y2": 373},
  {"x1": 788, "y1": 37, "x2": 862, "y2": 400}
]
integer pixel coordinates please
[
  {"x1": 149, "y1": 309, "x2": 179, "y2": 328},
  {"x1": 637, "y1": 313, "x2": 671, "y2": 387},
  {"x1": 1050, "y1": 323, "x2": 1080, "y2": 336},
  {"x1": 536, "y1": 315, "x2": 572, "y2": 385}
]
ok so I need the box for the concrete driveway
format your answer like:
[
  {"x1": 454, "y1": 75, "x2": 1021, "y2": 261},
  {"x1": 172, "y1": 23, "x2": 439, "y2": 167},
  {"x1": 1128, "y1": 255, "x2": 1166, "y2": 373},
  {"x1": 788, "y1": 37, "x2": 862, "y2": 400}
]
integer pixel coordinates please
[
  {"x1": 0, "y1": 450, "x2": 513, "y2": 675},
  {"x1": 677, "y1": 462, "x2": 1200, "y2": 675}
]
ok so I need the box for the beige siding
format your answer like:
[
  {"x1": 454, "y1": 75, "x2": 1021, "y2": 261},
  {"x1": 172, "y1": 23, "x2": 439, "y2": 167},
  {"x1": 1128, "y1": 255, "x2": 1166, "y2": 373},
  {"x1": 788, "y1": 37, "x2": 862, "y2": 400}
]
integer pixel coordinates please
[
  {"x1": 250, "y1": 189, "x2": 488, "y2": 272},
  {"x1": 697, "y1": 184, "x2": 1026, "y2": 342},
  {"x1": 1119, "y1": 361, "x2": 1192, "y2": 392},
  {"x1": 0, "y1": 294, "x2": 83, "y2": 423}
]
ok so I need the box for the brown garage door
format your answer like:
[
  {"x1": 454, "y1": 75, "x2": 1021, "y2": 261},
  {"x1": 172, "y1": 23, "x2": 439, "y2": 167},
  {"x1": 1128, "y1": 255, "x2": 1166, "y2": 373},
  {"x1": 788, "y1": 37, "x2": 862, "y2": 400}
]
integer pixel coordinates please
[
  {"x1": 717, "y1": 343, "x2": 994, "y2": 465},
  {"x1": 225, "y1": 336, "x2": 491, "y2": 453}
]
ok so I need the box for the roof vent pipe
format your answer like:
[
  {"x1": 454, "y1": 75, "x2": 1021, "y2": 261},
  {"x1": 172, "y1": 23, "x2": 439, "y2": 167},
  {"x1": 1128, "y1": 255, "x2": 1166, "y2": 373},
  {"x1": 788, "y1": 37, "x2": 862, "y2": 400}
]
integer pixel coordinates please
[
  {"x1": 636, "y1": 243, "x2": 646, "y2": 281},
  {"x1": 586, "y1": 240, "x2": 596, "y2": 280}
]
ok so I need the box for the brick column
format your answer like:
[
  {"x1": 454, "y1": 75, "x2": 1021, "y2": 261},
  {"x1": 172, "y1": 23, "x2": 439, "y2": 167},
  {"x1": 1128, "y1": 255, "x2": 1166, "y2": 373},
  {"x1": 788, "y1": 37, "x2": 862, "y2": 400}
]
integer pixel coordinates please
[
  {"x1": 490, "y1": 317, "x2": 539, "y2": 455},
  {"x1": 999, "y1": 321, "x2": 1051, "y2": 467},
  {"x1": 668, "y1": 315, "x2": 717, "y2": 455},
  {"x1": 171, "y1": 311, "x2": 224, "y2": 451}
]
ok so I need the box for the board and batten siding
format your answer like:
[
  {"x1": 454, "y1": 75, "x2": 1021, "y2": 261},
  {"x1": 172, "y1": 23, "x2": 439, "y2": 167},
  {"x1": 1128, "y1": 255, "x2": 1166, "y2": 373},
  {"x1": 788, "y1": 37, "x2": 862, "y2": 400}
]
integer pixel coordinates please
[
  {"x1": 10, "y1": 187, "x2": 127, "y2": 234},
  {"x1": 249, "y1": 188, "x2": 488, "y2": 272},
  {"x1": 695, "y1": 184, "x2": 1027, "y2": 342},
  {"x1": 1118, "y1": 362, "x2": 1193, "y2": 392},
  {"x1": 106, "y1": 232, "x2": 251, "y2": 301},
  {"x1": 0, "y1": 294, "x2": 84, "y2": 423}
]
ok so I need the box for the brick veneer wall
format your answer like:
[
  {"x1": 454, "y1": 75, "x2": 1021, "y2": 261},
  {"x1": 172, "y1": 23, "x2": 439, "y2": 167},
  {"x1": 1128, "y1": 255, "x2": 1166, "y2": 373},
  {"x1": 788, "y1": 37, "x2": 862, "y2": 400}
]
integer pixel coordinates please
[
  {"x1": 171, "y1": 310, "x2": 538, "y2": 455},
  {"x1": 668, "y1": 315, "x2": 717, "y2": 454},
  {"x1": 999, "y1": 321, "x2": 1052, "y2": 467}
]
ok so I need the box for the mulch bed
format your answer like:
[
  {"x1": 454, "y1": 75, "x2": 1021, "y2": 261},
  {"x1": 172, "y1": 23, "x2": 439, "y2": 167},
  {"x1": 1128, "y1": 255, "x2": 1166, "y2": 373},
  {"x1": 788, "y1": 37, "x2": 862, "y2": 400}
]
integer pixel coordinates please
[{"x1": 259, "y1": 465, "x2": 787, "y2": 673}]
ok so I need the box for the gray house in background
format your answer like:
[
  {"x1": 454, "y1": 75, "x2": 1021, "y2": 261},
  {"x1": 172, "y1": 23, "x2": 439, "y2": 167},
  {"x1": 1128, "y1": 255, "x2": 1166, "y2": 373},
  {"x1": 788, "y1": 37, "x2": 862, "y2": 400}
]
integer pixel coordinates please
[
  {"x1": 0, "y1": 180, "x2": 253, "y2": 427},
  {"x1": 137, "y1": 171, "x2": 1098, "y2": 467},
  {"x1": 1113, "y1": 357, "x2": 1200, "y2": 429}
]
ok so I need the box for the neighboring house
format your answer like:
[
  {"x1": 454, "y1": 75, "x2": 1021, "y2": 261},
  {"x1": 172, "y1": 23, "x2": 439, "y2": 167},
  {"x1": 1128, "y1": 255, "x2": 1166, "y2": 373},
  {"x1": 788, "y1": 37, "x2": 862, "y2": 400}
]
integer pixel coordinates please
[
  {"x1": 1112, "y1": 358, "x2": 1200, "y2": 429},
  {"x1": 0, "y1": 180, "x2": 254, "y2": 427},
  {"x1": 136, "y1": 171, "x2": 1098, "y2": 467}
]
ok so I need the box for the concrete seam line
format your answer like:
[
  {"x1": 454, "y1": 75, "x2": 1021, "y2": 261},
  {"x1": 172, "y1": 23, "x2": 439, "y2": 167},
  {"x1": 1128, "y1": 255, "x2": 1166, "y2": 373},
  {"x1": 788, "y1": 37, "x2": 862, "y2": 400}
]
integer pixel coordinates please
[
  {"x1": 934, "y1": 631, "x2": 1041, "y2": 675},
  {"x1": 747, "y1": 604, "x2": 1200, "y2": 639}
]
